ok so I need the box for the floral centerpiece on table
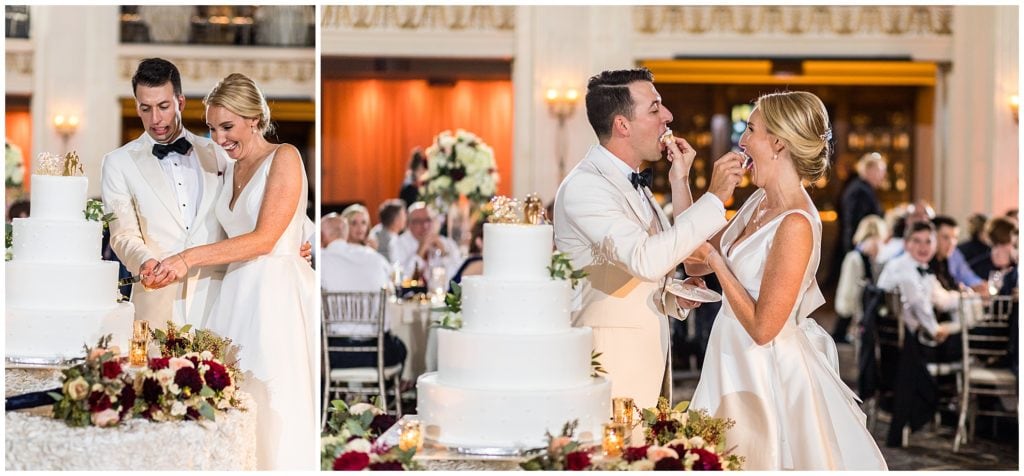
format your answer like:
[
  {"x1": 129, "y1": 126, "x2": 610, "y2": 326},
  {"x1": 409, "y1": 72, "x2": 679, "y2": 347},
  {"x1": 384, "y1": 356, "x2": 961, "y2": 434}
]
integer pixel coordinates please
[
  {"x1": 321, "y1": 399, "x2": 419, "y2": 471},
  {"x1": 5, "y1": 140, "x2": 25, "y2": 189},
  {"x1": 420, "y1": 129, "x2": 498, "y2": 212},
  {"x1": 49, "y1": 328, "x2": 245, "y2": 428},
  {"x1": 520, "y1": 398, "x2": 743, "y2": 471}
]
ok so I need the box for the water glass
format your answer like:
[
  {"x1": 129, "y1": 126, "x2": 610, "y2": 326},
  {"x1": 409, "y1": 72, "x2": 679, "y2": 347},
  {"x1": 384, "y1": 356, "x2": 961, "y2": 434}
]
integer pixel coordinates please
[{"x1": 988, "y1": 270, "x2": 1005, "y2": 296}]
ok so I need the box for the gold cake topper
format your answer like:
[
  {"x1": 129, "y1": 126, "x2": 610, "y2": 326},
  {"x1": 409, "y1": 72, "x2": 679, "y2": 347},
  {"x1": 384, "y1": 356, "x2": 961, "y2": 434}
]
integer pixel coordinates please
[
  {"x1": 522, "y1": 194, "x2": 547, "y2": 225},
  {"x1": 37, "y1": 151, "x2": 84, "y2": 177},
  {"x1": 486, "y1": 194, "x2": 548, "y2": 225}
]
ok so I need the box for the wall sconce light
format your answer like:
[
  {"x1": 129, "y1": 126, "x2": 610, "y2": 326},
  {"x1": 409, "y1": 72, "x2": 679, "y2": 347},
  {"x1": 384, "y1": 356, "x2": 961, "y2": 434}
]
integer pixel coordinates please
[
  {"x1": 53, "y1": 114, "x2": 80, "y2": 146},
  {"x1": 545, "y1": 87, "x2": 580, "y2": 179},
  {"x1": 1010, "y1": 95, "x2": 1019, "y2": 124}
]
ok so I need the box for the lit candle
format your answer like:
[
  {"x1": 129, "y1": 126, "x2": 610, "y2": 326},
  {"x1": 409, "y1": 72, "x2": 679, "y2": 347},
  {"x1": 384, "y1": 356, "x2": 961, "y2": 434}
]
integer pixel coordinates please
[
  {"x1": 133, "y1": 320, "x2": 150, "y2": 342},
  {"x1": 399, "y1": 420, "x2": 424, "y2": 452},
  {"x1": 602, "y1": 423, "x2": 626, "y2": 457},
  {"x1": 612, "y1": 397, "x2": 635, "y2": 427},
  {"x1": 129, "y1": 339, "x2": 148, "y2": 367}
]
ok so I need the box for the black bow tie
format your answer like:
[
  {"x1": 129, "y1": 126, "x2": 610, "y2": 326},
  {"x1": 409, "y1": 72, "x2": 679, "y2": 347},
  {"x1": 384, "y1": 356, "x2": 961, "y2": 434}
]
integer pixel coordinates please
[
  {"x1": 630, "y1": 169, "x2": 653, "y2": 190},
  {"x1": 917, "y1": 267, "x2": 934, "y2": 277},
  {"x1": 152, "y1": 137, "x2": 192, "y2": 159}
]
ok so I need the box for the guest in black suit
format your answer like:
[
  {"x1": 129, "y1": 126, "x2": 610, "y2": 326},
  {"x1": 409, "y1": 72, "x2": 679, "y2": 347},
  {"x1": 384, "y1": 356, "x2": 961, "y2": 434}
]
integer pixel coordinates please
[{"x1": 830, "y1": 153, "x2": 886, "y2": 285}]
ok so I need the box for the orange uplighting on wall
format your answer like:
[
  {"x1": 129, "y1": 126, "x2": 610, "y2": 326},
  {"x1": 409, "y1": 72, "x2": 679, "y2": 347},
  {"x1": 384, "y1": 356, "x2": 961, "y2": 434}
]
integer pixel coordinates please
[{"x1": 321, "y1": 78, "x2": 513, "y2": 217}]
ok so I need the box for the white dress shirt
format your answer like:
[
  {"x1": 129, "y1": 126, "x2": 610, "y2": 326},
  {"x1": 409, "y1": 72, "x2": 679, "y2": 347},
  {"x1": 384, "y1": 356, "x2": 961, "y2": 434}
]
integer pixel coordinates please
[
  {"x1": 320, "y1": 240, "x2": 393, "y2": 336},
  {"x1": 877, "y1": 253, "x2": 961, "y2": 337},
  {"x1": 154, "y1": 131, "x2": 203, "y2": 230},
  {"x1": 393, "y1": 230, "x2": 463, "y2": 284}
]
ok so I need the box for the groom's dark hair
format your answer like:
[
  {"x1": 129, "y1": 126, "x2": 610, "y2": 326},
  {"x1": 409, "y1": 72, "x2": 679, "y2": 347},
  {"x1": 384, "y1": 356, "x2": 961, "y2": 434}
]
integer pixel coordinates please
[
  {"x1": 131, "y1": 58, "x2": 183, "y2": 97},
  {"x1": 586, "y1": 68, "x2": 654, "y2": 141}
]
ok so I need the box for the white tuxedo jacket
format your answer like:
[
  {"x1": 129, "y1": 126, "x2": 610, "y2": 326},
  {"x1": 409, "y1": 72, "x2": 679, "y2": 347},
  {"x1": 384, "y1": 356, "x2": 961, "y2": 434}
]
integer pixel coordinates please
[
  {"x1": 553, "y1": 145, "x2": 728, "y2": 409},
  {"x1": 101, "y1": 130, "x2": 230, "y2": 329}
]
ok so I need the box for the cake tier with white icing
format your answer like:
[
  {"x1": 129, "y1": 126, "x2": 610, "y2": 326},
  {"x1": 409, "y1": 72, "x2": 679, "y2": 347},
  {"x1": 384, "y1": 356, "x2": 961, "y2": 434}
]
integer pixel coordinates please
[
  {"x1": 482, "y1": 223, "x2": 552, "y2": 281},
  {"x1": 459, "y1": 276, "x2": 570, "y2": 333},
  {"x1": 6, "y1": 261, "x2": 121, "y2": 311},
  {"x1": 417, "y1": 373, "x2": 610, "y2": 449},
  {"x1": 436, "y1": 327, "x2": 593, "y2": 390},
  {"x1": 11, "y1": 218, "x2": 103, "y2": 263},
  {"x1": 29, "y1": 175, "x2": 88, "y2": 221},
  {"x1": 5, "y1": 303, "x2": 134, "y2": 361}
]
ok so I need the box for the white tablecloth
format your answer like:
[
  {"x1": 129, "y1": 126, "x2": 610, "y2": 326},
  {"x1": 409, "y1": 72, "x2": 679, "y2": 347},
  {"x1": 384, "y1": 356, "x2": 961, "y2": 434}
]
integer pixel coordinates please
[{"x1": 388, "y1": 299, "x2": 443, "y2": 381}]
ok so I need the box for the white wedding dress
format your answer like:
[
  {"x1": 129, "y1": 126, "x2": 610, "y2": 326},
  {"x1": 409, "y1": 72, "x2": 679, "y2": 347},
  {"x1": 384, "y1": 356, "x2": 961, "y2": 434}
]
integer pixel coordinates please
[
  {"x1": 206, "y1": 146, "x2": 318, "y2": 470},
  {"x1": 690, "y1": 188, "x2": 887, "y2": 470}
]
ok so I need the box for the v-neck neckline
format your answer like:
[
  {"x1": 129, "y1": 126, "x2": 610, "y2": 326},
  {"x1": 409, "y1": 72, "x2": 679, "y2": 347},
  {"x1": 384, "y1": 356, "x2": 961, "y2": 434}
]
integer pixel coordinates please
[{"x1": 228, "y1": 146, "x2": 279, "y2": 212}]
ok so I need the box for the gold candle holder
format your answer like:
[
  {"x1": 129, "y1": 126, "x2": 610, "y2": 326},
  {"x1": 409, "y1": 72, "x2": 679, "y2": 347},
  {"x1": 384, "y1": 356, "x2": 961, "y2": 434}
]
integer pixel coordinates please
[
  {"x1": 398, "y1": 420, "x2": 424, "y2": 452},
  {"x1": 612, "y1": 397, "x2": 636, "y2": 427},
  {"x1": 602, "y1": 423, "x2": 626, "y2": 457},
  {"x1": 133, "y1": 320, "x2": 150, "y2": 342},
  {"x1": 129, "y1": 339, "x2": 148, "y2": 367}
]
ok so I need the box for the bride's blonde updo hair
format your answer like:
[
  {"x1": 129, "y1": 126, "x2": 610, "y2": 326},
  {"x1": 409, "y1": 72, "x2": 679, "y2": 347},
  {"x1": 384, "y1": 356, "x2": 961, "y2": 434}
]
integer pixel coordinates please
[
  {"x1": 755, "y1": 91, "x2": 832, "y2": 182},
  {"x1": 203, "y1": 73, "x2": 274, "y2": 136}
]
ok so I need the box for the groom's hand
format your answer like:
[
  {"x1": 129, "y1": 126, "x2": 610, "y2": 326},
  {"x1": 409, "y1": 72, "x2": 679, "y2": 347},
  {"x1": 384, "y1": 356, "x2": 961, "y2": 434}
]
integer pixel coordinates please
[
  {"x1": 665, "y1": 136, "x2": 696, "y2": 184},
  {"x1": 139, "y1": 259, "x2": 160, "y2": 288}
]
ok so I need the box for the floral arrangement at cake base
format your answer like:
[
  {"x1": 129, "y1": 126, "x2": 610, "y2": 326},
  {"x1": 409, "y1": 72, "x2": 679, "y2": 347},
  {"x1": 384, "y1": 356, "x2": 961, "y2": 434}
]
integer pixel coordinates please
[
  {"x1": 48, "y1": 327, "x2": 245, "y2": 428},
  {"x1": 420, "y1": 129, "x2": 498, "y2": 213},
  {"x1": 321, "y1": 399, "x2": 418, "y2": 471},
  {"x1": 520, "y1": 398, "x2": 743, "y2": 471}
]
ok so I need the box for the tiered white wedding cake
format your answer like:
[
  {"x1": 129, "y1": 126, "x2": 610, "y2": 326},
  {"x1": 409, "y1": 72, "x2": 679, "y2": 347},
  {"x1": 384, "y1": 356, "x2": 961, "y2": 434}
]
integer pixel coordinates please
[
  {"x1": 417, "y1": 222, "x2": 611, "y2": 449},
  {"x1": 6, "y1": 173, "x2": 134, "y2": 362}
]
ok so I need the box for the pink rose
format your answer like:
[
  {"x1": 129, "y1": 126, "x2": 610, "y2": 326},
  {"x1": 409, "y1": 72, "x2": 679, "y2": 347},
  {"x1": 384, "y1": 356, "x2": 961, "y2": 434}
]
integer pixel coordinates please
[
  {"x1": 168, "y1": 357, "x2": 195, "y2": 372},
  {"x1": 91, "y1": 408, "x2": 120, "y2": 427},
  {"x1": 646, "y1": 445, "x2": 679, "y2": 463},
  {"x1": 549, "y1": 436, "x2": 572, "y2": 454}
]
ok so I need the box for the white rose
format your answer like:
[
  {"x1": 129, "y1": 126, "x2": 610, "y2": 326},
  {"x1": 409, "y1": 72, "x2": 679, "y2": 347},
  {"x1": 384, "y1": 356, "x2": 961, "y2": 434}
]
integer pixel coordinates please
[
  {"x1": 687, "y1": 436, "x2": 707, "y2": 449},
  {"x1": 66, "y1": 377, "x2": 90, "y2": 401},
  {"x1": 168, "y1": 383, "x2": 181, "y2": 395},
  {"x1": 170, "y1": 400, "x2": 188, "y2": 416},
  {"x1": 348, "y1": 402, "x2": 383, "y2": 416},
  {"x1": 455, "y1": 179, "x2": 475, "y2": 197},
  {"x1": 200, "y1": 351, "x2": 214, "y2": 361},
  {"x1": 156, "y1": 368, "x2": 176, "y2": 386},
  {"x1": 433, "y1": 175, "x2": 451, "y2": 190},
  {"x1": 438, "y1": 132, "x2": 456, "y2": 150},
  {"x1": 454, "y1": 143, "x2": 475, "y2": 163},
  {"x1": 91, "y1": 408, "x2": 120, "y2": 427},
  {"x1": 629, "y1": 460, "x2": 655, "y2": 471},
  {"x1": 646, "y1": 446, "x2": 679, "y2": 462},
  {"x1": 478, "y1": 177, "x2": 496, "y2": 197},
  {"x1": 345, "y1": 438, "x2": 373, "y2": 453}
]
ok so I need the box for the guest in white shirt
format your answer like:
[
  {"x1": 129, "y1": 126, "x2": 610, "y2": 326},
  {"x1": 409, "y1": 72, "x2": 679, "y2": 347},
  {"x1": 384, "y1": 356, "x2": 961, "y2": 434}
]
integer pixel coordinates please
[
  {"x1": 878, "y1": 221, "x2": 961, "y2": 341},
  {"x1": 320, "y1": 216, "x2": 406, "y2": 370},
  {"x1": 368, "y1": 198, "x2": 407, "y2": 265},
  {"x1": 393, "y1": 201, "x2": 463, "y2": 286},
  {"x1": 341, "y1": 203, "x2": 376, "y2": 249}
]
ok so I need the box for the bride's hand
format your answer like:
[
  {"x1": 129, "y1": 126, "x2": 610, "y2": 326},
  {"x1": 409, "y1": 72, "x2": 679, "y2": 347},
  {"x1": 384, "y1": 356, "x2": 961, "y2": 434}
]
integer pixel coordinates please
[
  {"x1": 153, "y1": 254, "x2": 188, "y2": 286},
  {"x1": 674, "y1": 276, "x2": 707, "y2": 310},
  {"x1": 684, "y1": 242, "x2": 717, "y2": 267}
]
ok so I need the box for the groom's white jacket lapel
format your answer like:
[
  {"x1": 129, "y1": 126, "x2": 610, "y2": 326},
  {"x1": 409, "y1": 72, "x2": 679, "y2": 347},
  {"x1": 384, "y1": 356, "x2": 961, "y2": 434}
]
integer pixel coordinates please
[
  {"x1": 553, "y1": 144, "x2": 727, "y2": 409},
  {"x1": 101, "y1": 129, "x2": 229, "y2": 329}
]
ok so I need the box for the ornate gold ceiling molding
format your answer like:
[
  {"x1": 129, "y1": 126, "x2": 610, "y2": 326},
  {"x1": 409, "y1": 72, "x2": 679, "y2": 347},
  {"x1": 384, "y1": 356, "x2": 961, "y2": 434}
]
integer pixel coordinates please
[
  {"x1": 634, "y1": 6, "x2": 952, "y2": 37},
  {"x1": 321, "y1": 5, "x2": 516, "y2": 32}
]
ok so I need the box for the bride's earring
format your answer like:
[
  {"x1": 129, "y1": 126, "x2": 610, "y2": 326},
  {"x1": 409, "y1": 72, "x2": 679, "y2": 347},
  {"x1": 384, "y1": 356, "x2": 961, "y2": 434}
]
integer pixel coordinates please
[{"x1": 772, "y1": 153, "x2": 778, "y2": 161}]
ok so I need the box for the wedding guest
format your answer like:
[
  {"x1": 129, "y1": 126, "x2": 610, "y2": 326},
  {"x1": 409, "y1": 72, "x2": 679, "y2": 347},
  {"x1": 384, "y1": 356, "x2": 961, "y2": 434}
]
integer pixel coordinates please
[
  {"x1": 929, "y1": 215, "x2": 985, "y2": 292},
  {"x1": 451, "y1": 219, "x2": 485, "y2": 286},
  {"x1": 7, "y1": 199, "x2": 29, "y2": 220},
  {"x1": 877, "y1": 220, "x2": 962, "y2": 447},
  {"x1": 320, "y1": 212, "x2": 344, "y2": 248},
  {"x1": 393, "y1": 201, "x2": 462, "y2": 285},
  {"x1": 368, "y1": 198, "x2": 407, "y2": 264},
  {"x1": 341, "y1": 203, "x2": 375, "y2": 248},
  {"x1": 320, "y1": 217, "x2": 408, "y2": 372},
  {"x1": 968, "y1": 216, "x2": 1018, "y2": 281},
  {"x1": 959, "y1": 213, "x2": 991, "y2": 275},
  {"x1": 831, "y1": 152, "x2": 886, "y2": 284},
  {"x1": 832, "y1": 214, "x2": 888, "y2": 343},
  {"x1": 399, "y1": 148, "x2": 427, "y2": 207},
  {"x1": 877, "y1": 209, "x2": 908, "y2": 264}
]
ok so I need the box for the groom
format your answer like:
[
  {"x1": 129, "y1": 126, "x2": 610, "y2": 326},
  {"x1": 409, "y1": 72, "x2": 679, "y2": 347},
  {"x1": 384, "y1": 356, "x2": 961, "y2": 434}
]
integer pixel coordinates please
[
  {"x1": 553, "y1": 68, "x2": 743, "y2": 410},
  {"x1": 101, "y1": 58, "x2": 230, "y2": 329}
]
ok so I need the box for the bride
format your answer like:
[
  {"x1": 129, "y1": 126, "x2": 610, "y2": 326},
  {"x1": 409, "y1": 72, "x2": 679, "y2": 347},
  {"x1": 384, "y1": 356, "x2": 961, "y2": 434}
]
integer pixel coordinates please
[
  {"x1": 154, "y1": 73, "x2": 317, "y2": 470},
  {"x1": 682, "y1": 91, "x2": 887, "y2": 470}
]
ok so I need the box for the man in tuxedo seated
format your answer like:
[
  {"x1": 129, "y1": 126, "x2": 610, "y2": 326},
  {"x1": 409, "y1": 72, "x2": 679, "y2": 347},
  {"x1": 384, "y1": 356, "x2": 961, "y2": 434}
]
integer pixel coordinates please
[
  {"x1": 320, "y1": 215, "x2": 408, "y2": 373},
  {"x1": 877, "y1": 221, "x2": 962, "y2": 447},
  {"x1": 930, "y1": 215, "x2": 986, "y2": 293}
]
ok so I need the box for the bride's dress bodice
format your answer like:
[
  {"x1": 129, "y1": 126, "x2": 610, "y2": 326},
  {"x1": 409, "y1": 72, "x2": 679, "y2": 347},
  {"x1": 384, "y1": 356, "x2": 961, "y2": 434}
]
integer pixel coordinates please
[{"x1": 215, "y1": 147, "x2": 307, "y2": 257}]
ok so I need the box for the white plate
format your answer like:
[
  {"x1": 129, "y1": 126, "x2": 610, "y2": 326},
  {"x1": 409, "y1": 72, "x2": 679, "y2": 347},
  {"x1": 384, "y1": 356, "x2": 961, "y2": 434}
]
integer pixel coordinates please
[{"x1": 666, "y1": 281, "x2": 722, "y2": 303}]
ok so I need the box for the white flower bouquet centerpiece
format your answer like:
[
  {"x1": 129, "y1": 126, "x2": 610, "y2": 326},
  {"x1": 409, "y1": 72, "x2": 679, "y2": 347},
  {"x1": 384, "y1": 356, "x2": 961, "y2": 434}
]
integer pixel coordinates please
[{"x1": 420, "y1": 129, "x2": 499, "y2": 213}]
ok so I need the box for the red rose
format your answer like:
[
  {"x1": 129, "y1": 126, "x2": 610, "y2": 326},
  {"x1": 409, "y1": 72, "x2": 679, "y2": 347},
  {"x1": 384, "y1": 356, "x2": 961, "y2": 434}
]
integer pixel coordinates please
[
  {"x1": 687, "y1": 448, "x2": 722, "y2": 470},
  {"x1": 333, "y1": 451, "x2": 370, "y2": 471},
  {"x1": 148, "y1": 357, "x2": 170, "y2": 370},
  {"x1": 174, "y1": 367, "x2": 204, "y2": 394},
  {"x1": 186, "y1": 407, "x2": 201, "y2": 420},
  {"x1": 141, "y1": 377, "x2": 163, "y2": 404},
  {"x1": 119, "y1": 384, "x2": 136, "y2": 417},
  {"x1": 87, "y1": 391, "x2": 112, "y2": 413},
  {"x1": 653, "y1": 457, "x2": 684, "y2": 471},
  {"x1": 623, "y1": 445, "x2": 651, "y2": 462},
  {"x1": 368, "y1": 461, "x2": 404, "y2": 471},
  {"x1": 102, "y1": 360, "x2": 123, "y2": 379},
  {"x1": 369, "y1": 414, "x2": 397, "y2": 438},
  {"x1": 450, "y1": 167, "x2": 467, "y2": 181},
  {"x1": 565, "y1": 451, "x2": 591, "y2": 471},
  {"x1": 202, "y1": 360, "x2": 231, "y2": 391}
]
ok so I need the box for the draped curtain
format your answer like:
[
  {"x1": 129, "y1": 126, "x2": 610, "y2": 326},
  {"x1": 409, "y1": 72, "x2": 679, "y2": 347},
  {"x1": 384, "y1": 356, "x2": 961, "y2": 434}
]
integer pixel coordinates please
[{"x1": 321, "y1": 78, "x2": 513, "y2": 221}]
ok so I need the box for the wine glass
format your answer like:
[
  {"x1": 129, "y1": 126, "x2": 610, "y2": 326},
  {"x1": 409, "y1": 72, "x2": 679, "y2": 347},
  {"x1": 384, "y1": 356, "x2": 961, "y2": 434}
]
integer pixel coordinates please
[{"x1": 988, "y1": 270, "x2": 1005, "y2": 296}]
